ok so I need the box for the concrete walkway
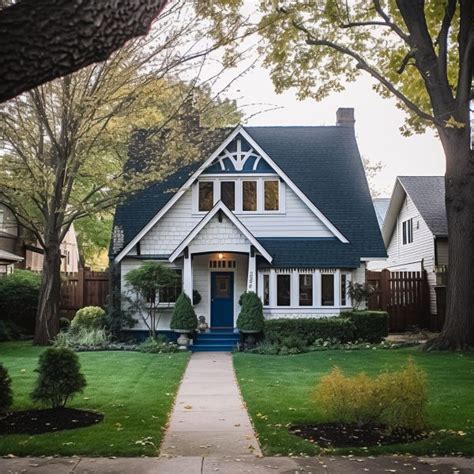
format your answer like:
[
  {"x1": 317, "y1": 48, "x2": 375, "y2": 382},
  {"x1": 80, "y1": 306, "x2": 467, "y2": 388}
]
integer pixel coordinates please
[
  {"x1": 160, "y1": 352, "x2": 261, "y2": 457},
  {"x1": 1, "y1": 455, "x2": 473, "y2": 473}
]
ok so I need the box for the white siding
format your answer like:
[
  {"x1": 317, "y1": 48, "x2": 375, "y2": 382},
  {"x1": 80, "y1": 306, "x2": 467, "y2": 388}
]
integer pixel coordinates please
[
  {"x1": 138, "y1": 183, "x2": 333, "y2": 257},
  {"x1": 369, "y1": 196, "x2": 437, "y2": 314}
]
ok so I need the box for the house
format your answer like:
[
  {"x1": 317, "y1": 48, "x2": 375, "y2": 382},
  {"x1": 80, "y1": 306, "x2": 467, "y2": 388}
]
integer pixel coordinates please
[
  {"x1": 368, "y1": 176, "x2": 447, "y2": 316},
  {"x1": 372, "y1": 197, "x2": 390, "y2": 229},
  {"x1": 110, "y1": 108, "x2": 386, "y2": 335},
  {"x1": 0, "y1": 202, "x2": 82, "y2": 275}
]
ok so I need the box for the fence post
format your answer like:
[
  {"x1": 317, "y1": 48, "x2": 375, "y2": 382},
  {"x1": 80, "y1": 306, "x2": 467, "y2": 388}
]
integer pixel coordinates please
[
  {"x1": 77, "y1": 268, "x2": 85, "y2": 308},
  {"x1": 380, "y1": 269, "x2": 390, "y2": 311}
]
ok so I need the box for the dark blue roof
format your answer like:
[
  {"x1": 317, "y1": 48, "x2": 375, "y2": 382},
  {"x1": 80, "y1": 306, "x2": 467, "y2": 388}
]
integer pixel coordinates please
[
  {"x1": 257, "y1": 238, "x2": 361, "y2": 268},
  {"x1": 112, "y1": 125, "x2": 386, "y2": 264}
]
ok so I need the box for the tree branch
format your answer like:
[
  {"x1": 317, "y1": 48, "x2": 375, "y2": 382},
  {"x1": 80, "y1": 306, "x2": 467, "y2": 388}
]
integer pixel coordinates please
[
  {"x1": 456, "y1": 0, "x2": 474, "y2": 106},
  {"x1": 372, "y1": 0, "x2": 410, "y2": 43},
  {"x1": 436, "y1": 0, "x2": 456, "y2": 83},
  {"x1": 0, "y1": 0, "x2": 168, "y2": 103}
]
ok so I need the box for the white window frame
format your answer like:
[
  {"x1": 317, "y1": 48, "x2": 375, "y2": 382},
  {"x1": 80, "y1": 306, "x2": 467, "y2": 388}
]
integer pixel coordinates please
[{"x1": 402, "y1": 218, "x2": 413, "y2": 245}]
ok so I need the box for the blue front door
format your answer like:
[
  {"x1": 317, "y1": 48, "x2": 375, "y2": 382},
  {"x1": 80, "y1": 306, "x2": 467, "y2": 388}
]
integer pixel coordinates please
[{"x1": 211, "y1": 272, "x2": 234, "y2": 328}]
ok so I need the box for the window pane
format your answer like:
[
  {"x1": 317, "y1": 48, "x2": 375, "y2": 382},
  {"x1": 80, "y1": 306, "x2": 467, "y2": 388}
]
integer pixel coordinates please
[
  {"x1": 277, "y1": 274, "x2": 291, "y2": 306},
  {"x1": 341, "y1": 274, "x2": 347, "y2": 306},
  {"x1": 159, "y1": 270, "x2": 182, "y2": 303},
  {"x1": 242, "y1": 181, "x2": 257, "y2": 211},
  {"x1": 299, "y1": 274, "x2": 313, "y2": 306},
  {"x1": 221, "y1": 181, "x2": 235, "y2": 210},
  {"x1": 263, "y1": 274, "x2": 270, "y2": 306},
  {"x1": 264, "y1": 180, "x2": 279, "y2": 211},
  {"x1": 321, "y1": 274, "x2": 334, "y2": 306},
  {"x1": 199, "y1": 182, "x2": 213, "y2": 211}
]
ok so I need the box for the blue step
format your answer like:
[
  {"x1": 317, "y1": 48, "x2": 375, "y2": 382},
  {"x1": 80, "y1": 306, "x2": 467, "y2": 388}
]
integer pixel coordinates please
[{"x1": 190, "y1": 329, "x2": 240, "y2": 352}]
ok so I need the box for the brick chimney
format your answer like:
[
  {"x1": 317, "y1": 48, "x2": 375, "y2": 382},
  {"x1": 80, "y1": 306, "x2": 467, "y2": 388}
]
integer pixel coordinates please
[{"x1": 336, "y1": 107, "x2": 355, "y2": 127}]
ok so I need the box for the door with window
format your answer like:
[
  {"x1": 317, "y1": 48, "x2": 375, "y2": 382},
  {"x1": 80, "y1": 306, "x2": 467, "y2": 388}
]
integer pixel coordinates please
[{"x1": 211, "y1": 272, "x2": 234, "y2": 328}]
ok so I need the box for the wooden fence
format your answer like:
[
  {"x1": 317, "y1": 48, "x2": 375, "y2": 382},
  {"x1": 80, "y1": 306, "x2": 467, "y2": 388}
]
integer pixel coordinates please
[
  {"x1": 367, "y1": 269, "x2": 429, "y2": 332},
  {"x1": 61, "y1": 269, "x2": 110, "y2": 315}
]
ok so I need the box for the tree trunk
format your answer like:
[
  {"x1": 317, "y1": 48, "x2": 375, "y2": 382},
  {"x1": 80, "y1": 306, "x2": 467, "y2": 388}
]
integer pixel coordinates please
[
  {"x1": 33, "y1": 239, "x2": 62, "y2": 345},
  {"x1": 426, "y1": 131, "x2": 474, "y2": 350}
]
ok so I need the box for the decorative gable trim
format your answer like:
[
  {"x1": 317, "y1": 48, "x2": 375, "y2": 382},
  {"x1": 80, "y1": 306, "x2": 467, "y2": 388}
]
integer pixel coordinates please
[
  {"x1": 114, "y1": 125, "x2": 348, "y2": 263},
  {"x1": 169, "y1": 201, "x2": 273, "y2": 263}
]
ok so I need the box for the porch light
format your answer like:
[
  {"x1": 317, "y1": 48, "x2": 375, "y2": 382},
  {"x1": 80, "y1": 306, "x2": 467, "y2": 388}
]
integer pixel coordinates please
[{"x1": 218, "y1": 253, "x2": 224, "y2": 259}]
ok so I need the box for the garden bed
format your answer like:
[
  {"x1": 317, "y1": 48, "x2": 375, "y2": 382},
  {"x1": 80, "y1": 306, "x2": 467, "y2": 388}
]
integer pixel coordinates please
[
  {"x1": 290, "y1": 422, "x2": 427, "y2": 448},
  {"x1": 0, "y1": 408, "x2": 103, "y2": 435}
]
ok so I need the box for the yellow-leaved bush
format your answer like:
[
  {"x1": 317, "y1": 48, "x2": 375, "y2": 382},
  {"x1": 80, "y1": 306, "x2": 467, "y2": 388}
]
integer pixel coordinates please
[{"x1": 313, "y1": 359, "x2": 427, "y2": 431}]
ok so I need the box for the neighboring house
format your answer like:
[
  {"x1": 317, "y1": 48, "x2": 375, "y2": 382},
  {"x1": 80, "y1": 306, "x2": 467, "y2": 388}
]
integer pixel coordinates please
[
  {"x1": 110, "y1": 108, "x2": 386, "y2": 334},
  {"x1": 0, "y1": 203, "x2": 82, "y2": 275},
  {"x1": 372, "y1": 197, "x2": 390, "y2": 229},
  {"x1": 368, "y1": 176, "x2": 447, "y2": 315}
]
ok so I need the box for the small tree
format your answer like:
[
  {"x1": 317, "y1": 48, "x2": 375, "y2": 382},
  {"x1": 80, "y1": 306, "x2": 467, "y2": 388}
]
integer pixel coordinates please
[
  {"x1": 31, "y1": 347, "x2": 86, "y2": 409},
  {"x1": 0, "y1": 363, "x2": 13, "y2": 415},
  {"x1": 70, "y1": 306, "x2": 108, "y2": 333},
  {"x1": 347, "y1": 281, "x2": 376, "y2": 310},
  {"x1": 125, "y1": 262, "x2": 179, "y2": 338},
  {"x1": 237, "y1": 291, "x2": 264, "y2": 332},
  {"x1": 170, "y1": 293, "x2": 198, "y2": 332}
]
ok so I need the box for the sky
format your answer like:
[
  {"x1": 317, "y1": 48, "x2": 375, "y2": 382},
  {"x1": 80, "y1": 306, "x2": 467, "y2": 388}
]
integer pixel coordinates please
[{"x1": 219, "y1": 65, "x2": 446, "y2": 198}]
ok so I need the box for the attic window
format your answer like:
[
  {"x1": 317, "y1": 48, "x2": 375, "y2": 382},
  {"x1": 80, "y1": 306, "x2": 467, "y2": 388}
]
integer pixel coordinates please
[
  {"x1": 264, "y1": 180, "x2": 279, "y2": 211},
  {"x1": 402, "y1": 218, "x2": 413, "y2": 245},
  {"x1": 199, "y1": 181, "x2": 213, "y2": 212}
]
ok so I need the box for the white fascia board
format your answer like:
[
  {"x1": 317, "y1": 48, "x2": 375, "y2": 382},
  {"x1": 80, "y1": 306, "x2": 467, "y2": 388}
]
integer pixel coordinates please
[
  {"x1": 169, "y1": 201, "x2": 273, "y2": 263},
  {"x1": 114, "y1": 126, "x2": 245, "y2": 263},
  {"x1": 360, "y1": 257, "x2": 387, "y2": 261},
  {"x1": 238, "y1": 127, "x2": 349, "y2": 244},
  {"x1": 381, "y1": 179, "x2": 406, "y2": 246}
]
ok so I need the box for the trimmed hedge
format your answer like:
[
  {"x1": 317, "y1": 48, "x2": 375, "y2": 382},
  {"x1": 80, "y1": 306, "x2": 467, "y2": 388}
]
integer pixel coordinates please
[
  {"x1": 264, "y1": 317, "x2": 356, "y2": 346},
  {"x1": 342, "y1": 310, "x2": 389, "y2": 343}
]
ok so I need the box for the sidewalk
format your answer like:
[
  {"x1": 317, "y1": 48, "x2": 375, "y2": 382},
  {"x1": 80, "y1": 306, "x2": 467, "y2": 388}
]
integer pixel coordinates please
[
  {"x1": 1, "y1": 455, "x2": 472, "y2": 473},
  {"x1": 159, "y1": 352, "x2": 261, "y2": 457}
]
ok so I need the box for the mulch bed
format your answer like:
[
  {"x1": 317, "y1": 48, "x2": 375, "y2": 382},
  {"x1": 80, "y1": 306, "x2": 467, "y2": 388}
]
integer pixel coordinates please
[
  {"x1": 290, "y1": 422, "x2": 427, "y2": 448},
  {"x1": 0, "y1": 408, "x2": 104, "y2": 435}
]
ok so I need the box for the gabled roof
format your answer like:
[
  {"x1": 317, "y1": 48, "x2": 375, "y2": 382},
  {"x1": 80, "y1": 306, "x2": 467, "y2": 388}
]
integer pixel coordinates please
[
  {"x1": 112, "y1": 124, "x2": 386, "y2": 262},
  {"x1": 383, "y1": 176, "x2": 447, "y2": 245},
  {"x1": 169, "y1": 201, "x2": 273, "y2": 263}
]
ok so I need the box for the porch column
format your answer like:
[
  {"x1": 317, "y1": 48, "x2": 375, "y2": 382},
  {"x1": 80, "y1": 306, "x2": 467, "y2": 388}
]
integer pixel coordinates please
[
  {"x1": 183, "y1": 247, "x2": 193, "y2": 297},
  {"x1": 247, "y1": 246, "x2": 257, "y2": 292}
]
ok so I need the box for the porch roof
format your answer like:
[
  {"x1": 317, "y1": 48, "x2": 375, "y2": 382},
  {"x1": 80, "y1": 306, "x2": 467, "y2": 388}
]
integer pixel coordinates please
[{"x1": 256, "y1": 238, "x2": 361, "y2": 269}]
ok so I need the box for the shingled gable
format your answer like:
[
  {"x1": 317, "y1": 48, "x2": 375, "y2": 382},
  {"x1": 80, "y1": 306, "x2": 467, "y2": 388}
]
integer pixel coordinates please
[{"x1": 112, "y1": 123, "x2": 386, "y2": 264}]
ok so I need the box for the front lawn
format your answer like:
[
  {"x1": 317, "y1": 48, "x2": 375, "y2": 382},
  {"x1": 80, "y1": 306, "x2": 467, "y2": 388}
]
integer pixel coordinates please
[
  {"x1": 234, "y1": 348, "x2": 474, "y2": 456},
  {"x1": 0, "y1": 342, "x2": 189, "y2": 456}
]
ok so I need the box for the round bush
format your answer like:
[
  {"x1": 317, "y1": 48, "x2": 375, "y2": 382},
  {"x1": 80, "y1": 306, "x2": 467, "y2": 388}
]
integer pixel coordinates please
[
  {"x1": 31, "y1": 347, "x2": 87, "y2": 409},
  {"x1": 0, "y1": 363, "x2": 13, "y2": 415},
  {"x1": 237, "y1": 291, "x2": 264, "y2": 332},
  {"x1": 170, "y1": 293, "x2": 197, "y2": 331},
  {"x1": 71, "y1": 306, "x2": 107, "y2": 332}
]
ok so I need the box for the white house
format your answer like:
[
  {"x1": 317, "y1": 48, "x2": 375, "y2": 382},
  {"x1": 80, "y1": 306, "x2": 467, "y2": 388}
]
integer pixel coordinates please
[
  {"x1": 110, "y1": 108, "x2": 386, "y2": 336},
  {"x1": 368, "y1": 176, "x2": 448, "y2": 316}
]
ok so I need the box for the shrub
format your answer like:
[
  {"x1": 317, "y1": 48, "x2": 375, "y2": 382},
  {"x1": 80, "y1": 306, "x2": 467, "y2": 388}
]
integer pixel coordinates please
[
  {"x1": 264, "y1": 317, "x2": 355, "y2": 346},
  {"x1": 71, "y1": 306, "x2": 107, "y2": 332},
  {"x1": 0, "y1": 364, "x2": 13, "y2": 415},
  {"x1": 138, "y1": 336, "x2": 179, "y2": 353},
  {"x1": 170, "y1": 293, "x2": 197, "y2": 331},
  {"x1": 342, "y1": 310, "x2": 389, "y2": 342},
  {"x1": 313, "y1": 359, "x2": 427, "y2": 431},
  {"x1": 0, "y1": 270, "x2": 41, "y2": 336},
  {"x1": 54, "y1": 327, "x2": 111, "y2": 349},
  {"x1": 31, "y1": 347, "x2": 87, "y2": 409},
  {"x1": 347, "y1": 281, "x2": 376, "y2": 310},
  {"x1": 237, "y1": 291, "x2": 264, "y2": 332},
  {"x1": 0, "y1": 319, "x2": 21, "y2": 342},
  {"x1": 59, "y1": 317, "x2": 71, "y2": 332}
]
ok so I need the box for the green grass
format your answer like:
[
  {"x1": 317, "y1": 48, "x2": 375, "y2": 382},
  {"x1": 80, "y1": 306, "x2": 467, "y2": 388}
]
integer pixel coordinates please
[
  {"x1": 0, "y1": 341, "x2": 189, "y2": 456},
  {"x1": 233, "y1": 348, "x2": 474, "y2": 456}
]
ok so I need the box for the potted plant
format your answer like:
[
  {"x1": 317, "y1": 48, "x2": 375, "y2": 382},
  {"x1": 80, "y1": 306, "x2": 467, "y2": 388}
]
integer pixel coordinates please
[
  {"x1": 197, "y1": 315, "x2": 208, "y2": 333},
  {"x1": 237, "y1": 291, "x2": 264, "y2": 346},
  {"x1": 170, "y1": 293, "x2": 198, "y2": 348}
]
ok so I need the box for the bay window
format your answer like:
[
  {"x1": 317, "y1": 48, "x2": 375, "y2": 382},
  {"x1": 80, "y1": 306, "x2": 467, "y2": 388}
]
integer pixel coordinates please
[
  {"x1": 263, "y1": 274, "x2": 270, "y2": 306},
  {"x1": 299, "y1": 274, "x2": 313, "y2": 306},
  {"x1": 341, "y1": 273, "x2": 347, "y2": 306},
  {"x1": 277, "y1": 274, "x2": 291, "y2": 306},
  {"x1": 321, "y1": 274, "x2": 335, "y2": 306},
  {"x1": 159, "y1": 269, "x2": 182, "y2": 304}
]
